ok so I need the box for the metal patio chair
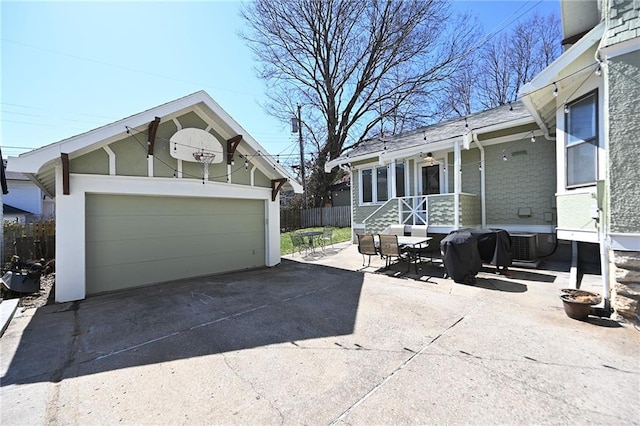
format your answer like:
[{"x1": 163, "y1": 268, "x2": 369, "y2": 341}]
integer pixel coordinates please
[
  {"x1": 357, "y1": 234, "x2": 378, "y2": 267},
  {"x1": 321, "y1": 226, "x2": 334, "y2": 251},
  {"x1": 290, "y1": 233, "x2": 312, "y2": 255},
  {"x1": 378, "y1": 234, "x2": 411, "y2": 272},
  {"x1": 410, "y1": 225, "x2": 433, "y2": 263}
]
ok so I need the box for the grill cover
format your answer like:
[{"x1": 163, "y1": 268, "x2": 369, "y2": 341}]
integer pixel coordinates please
[{"x1": 440, "y1": 230, "x2": 482, "y2": 283}]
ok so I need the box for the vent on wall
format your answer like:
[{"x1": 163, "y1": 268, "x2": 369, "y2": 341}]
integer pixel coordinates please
[{"x1": 510, "y1": 233, "x2": 538, "y2": 264}]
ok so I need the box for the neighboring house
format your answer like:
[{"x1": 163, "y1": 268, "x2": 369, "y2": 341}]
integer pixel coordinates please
[
  {"x1": 2, "y1": 204, "x2": 35, "y2": 223},
  {"x1": 7, "y1": 91, "x2": 302, "y2": 303},
  {"x1": 520, "y1": 0, "x2": 640, "y2": 321},
  {"x1": 325, "y1": 100, "x2": 559, "y2": 262},
  {"x1": 330, "y1": 174, "x2": 351, "y2": 207},
  {"x1": 2, "y1": 160, "x2": 55, "y2": 221}
]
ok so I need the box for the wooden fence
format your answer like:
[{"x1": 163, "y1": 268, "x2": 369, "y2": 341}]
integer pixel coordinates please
[
  {"x1": 2, "y1": 220, "x2": 56, "y2": 263},
  {"x1": 281, "y1": 206, "x2": 351, "y2": 231}
]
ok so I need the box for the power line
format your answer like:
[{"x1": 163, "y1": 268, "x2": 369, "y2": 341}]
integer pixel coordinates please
[{"x1": 2, "y1": 38, "x2": 265, "y2": 98}]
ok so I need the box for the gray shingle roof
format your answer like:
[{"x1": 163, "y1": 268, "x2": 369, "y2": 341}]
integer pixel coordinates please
[{"x1": 340, "y1": 101, "x2": 532, "y2": 161}]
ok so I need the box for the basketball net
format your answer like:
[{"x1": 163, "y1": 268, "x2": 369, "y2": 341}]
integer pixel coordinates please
[{"x1": 193, "y1": 150, "x2": 216, "y2": 183}]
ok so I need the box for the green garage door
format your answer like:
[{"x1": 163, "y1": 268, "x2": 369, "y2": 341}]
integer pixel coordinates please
[{"x1": 85, "y1": 194, "x2": 265, "y2": 295}]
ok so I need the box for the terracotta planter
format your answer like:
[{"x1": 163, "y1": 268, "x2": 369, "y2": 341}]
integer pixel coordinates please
[{"x1": 559, "y1": 289, "x2": 601, "y2": 321}]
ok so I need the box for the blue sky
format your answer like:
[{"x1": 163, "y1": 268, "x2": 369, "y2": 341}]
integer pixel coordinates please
[{"x1": 1, "y1": 0, "x2": 560, "y2": 162}]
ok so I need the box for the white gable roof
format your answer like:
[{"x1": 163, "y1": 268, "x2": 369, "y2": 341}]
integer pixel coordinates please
[{"x1": 7, "y1": 91, "x2": 302, "y2": 194}]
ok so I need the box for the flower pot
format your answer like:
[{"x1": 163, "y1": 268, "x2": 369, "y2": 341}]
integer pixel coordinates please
[{"x1": 559, "y1": 289, "x2": 601, "y2": 321}]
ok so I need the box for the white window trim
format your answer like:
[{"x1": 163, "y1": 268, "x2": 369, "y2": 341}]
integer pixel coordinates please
[
  {"x1": 394, "y1": 159, "x2": 409, "y2": 198},
  {"x1": 556, "y1": 77, "x2": 604, "y2": 195},
  {"x1": 565, "y1": 90, "x2": 599, "y2": 189},
  {"x1": 416, "y1": 158, "x2": 447, "y2": 195},
  {"x1": 358, "y1": 164, "x2": 391, "y2": 205}
]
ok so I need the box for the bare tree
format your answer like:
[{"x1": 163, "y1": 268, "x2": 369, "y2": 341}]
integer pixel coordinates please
[
  {"x1": 443, "y1": 11, "x2": 561, "y2": 116},
  {"x1": 477, "y1": 32, "x2": 515, "y2": 108},
  {"x1": 240, "y1": 0, "x2": 478, "y2": 207}
]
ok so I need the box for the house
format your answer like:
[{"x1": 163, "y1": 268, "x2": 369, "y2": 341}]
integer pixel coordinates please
[
  {"x1": 7, "y1": 91, "x2": 302, "y2": 303},
  {"x1": 2, "y1": 160, "x2": 55, "y2": 222},
  {"x1": 2, "y1": 204, "x2": 36, "y2": 223},
  {"x1": 519, "y1": 0, "x2": 640, "y2": 321},
  {"x1": 327, "y1": 0, "x2": 639, "y2": 323},
  {"x1": 325, "y1": 100, "x2": 559, "y2": 263}
]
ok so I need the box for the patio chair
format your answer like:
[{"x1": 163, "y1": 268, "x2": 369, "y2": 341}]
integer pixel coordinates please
[
  {"x1": 290, "y1": 233, "x2": 312, "y2": 255},
  {"x1": 410, "y1": 225, "x2": 433, "y2": 263},
  {"x1": 378, "y1": 234, "x2": 411, "y2": 272},
  {"x1": 357, "y1": 234, "x2": 377, "y2": 267},
  {"x1": 321, "y1": 226, "x2": 334, "y2": 250}
]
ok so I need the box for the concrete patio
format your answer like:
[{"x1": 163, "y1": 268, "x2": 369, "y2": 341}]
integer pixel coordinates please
[{"x1": 1, "y1": 242, "x2": 639, "y2": 425}]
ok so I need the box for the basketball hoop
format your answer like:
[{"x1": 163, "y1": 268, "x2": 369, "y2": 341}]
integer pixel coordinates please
[{"x1": 193, "y1": 150, "x2": 216, "y2": 183}]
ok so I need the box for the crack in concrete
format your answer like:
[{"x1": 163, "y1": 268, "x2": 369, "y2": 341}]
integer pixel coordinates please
[
  {"x1": 451, "y1": 351, "x2": 634, "y2": 423},
  {"x1": 222, "y1": 354, "x2": 285, "y2": 425},
  {"x1": 92, "y1": 282, "x2": 346, "y2": 363},
  {"x1": 45, "y1": 301, "x2": 80, "y2": 424},
  {"x1": 329, "y1": 311, "x2": 470, "y2": 425}
]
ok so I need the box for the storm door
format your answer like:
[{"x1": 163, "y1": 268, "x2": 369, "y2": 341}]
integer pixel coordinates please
[{"x1": 420, "y1": 164, "x2": 441, "y2": 195}]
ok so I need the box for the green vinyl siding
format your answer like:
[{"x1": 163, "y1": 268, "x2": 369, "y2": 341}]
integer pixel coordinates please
[
  {"x1": 69, "y1": 112, "x2": 266, "y2": 186},
  {"x1": 484, "y1": 139, "x2": 555, "y2": 225},
  {"x1": 556, "y1": 190, "x2": 598, "y2": 232},
  {"x1": 70, "y1": 149, "x2": 109, "y2": 175},
  {"x1": 152, "y1": 120, "x2": 179, "y2": 178},
  {"x1": 85, "y1": 194, "x2": 265, "y2": 294}
]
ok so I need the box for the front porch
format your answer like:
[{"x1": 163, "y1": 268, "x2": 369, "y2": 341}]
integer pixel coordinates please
[{"x1": 357, "y1": 193, "x2": 480, "y2": 236}]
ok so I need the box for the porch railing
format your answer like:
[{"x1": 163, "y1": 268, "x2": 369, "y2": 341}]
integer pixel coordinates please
[{"x1": 362, "y1": 193, "x2": 479, "y2": 234}]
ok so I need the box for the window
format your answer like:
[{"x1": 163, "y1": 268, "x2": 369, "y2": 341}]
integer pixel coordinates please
[
  {"x1": 566, "y1": 91, "x2": 598, "y2": 187},
  {"x1": 360, "y1": 166, "x2": 389, "y2": 204},
  {"x1": 396, "y1": 162, "x2": 406, "y2": 197}
]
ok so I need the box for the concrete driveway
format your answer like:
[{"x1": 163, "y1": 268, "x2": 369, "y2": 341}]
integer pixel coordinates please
[{"x1": 2, "y1": 243, "x2": 639, "y2": 425}]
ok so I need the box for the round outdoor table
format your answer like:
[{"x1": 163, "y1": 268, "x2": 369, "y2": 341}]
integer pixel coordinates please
[{"x1": 298, "y1": 231, "x2": 323, "y2": 252}]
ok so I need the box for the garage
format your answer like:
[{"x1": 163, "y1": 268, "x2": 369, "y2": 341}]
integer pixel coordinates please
[
  {"x1": 85, "y1": 194, "x2": 265, "y2": 294},
  {"x1": 6, "y1": 91, "x2": 301, "y2": 302}
]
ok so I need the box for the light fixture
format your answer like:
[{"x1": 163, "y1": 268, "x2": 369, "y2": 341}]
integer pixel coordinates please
[
  {"x1": 564, "y1": 103, "x2": 570, "y2": 114},
  {"x1": 502, "y1": 150, "x2": 508, "y2": 161},
  {"x1": 425, "y1": 152, "x2": 434, "y2": 166},
  {"x1": 553, "y1": 82, "x2": 558, "y2": 96},
  {"x1": 530, "y1": 131, "x2": 536, "y2": 143},
  {"x1": 595, "y1": 64, "x2": 602, "y2": 76}
]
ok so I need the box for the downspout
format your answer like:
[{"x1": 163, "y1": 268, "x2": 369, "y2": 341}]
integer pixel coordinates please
[
  {"x1": 472, "y1": 133, "x2": 487, "y2": 228},
  {"x1": 453, "y1": 139, "x2": 461, "y2": 229},
  {"x1": 596, "y1": 18, "x2": 611, "y2": 313}
]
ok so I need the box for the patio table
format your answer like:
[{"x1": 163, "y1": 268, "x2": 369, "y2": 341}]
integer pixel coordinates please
[
  {"x1": 298, "y1": 231, "x2": 323, "y2": 252},
  {"x1": 375, "y1": 235, "x2": 432, "y2": 274}
]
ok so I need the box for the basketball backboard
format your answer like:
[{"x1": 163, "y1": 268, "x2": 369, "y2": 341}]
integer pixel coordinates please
[{"x1": 169, "y1": 128, "x2": 224, "y2": 163}]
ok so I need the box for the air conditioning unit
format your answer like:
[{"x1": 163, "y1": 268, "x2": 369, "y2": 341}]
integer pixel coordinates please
[{"x1": 510, "y1": 233, "x2": 539, "y2": 267}]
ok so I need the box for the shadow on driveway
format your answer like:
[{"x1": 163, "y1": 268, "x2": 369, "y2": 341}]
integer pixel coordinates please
[{"x1": 1, "y1": 260, "x2": 364, "y2": 386}]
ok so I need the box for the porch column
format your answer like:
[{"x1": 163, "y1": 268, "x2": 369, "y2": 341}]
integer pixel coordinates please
[
  {"x1": 390, "y1": 160, "x2": 397, "y2": 198},
  {"x1": 454, "y1": 139, "x2": 461, "y2": 229}
]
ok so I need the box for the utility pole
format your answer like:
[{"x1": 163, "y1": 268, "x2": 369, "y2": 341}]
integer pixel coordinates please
[{"x1": 296, "y1": 104, "x2": 307, "y2": 208}]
